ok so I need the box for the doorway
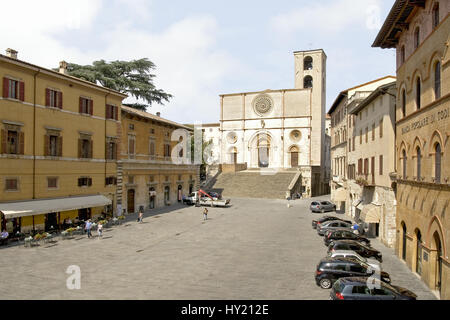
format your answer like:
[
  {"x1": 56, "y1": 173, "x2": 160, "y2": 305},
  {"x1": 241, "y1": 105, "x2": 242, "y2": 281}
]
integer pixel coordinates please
[
  {"x1": 402, "y1": 222, "x2": 407, "y2": 261},
  {"x1": 164, "y1": 186, "x2": 170, "y2": 205},
  {"x1": 149, "y1": 187, "x2": 156, "y2": 209},
  {"x1": 290, "y1": 146, "x2": 299, "y2": 168},
  {"x1": 127, "y1": 189, "x2": 135, "y2": 213},
  {"x1": 258, "y1": 134, "x2": 270, "y2": 168},
  {"x1": 178, "y1": 185, "x2": 183, "y2": 202},
  {"x1": 416, "y1": 230, "x2": 423, "y2": 275},
  {"x1": 45, "y1": 213, "x2": 58, "y2": 232},
  {"x1": 433, "y1": 232, "x2": 442, "y2": 295},
  {"x1": 78, "y1": 208, "x2": 91, "y2": 221}
]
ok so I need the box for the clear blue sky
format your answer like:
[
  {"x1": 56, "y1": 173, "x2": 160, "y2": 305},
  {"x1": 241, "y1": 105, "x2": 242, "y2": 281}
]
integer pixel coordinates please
[{"x1": 1, "y1": 0, "x2": 397, "y2": 123}]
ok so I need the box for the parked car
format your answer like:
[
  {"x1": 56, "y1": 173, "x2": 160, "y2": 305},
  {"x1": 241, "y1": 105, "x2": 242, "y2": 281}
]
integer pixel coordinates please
[
  {"x1": 317, "y1": 221, "x2": 353, "y2": 236},
  {"x1": 327, "y1": 250, "x2": 381, "y2": 271},
  {"x1": 315, "y1": 257, "x2": 391, "y2": 289},
  {"x1": 324, "y1": 228, "x2": 371, "y2": 246},
  {"x1": 310, "y1": 201, "x2": 336, "y2": 213},
  {"x1": 327, "y1": 240, "x2": 383, "y2": 262},
  {"x1": 330, "y1": 277, "x2": 417, "y2": 300},
  {"x1": 312, "y1": 216, "x2": 351, "y2": 229}
]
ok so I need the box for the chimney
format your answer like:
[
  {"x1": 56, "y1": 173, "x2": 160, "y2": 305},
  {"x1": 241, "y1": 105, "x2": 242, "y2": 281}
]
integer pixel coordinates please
[
  {"x1": 59, "y1": 61, "x2": 68, "y2": 74},
  {"x1": 6, "y1": 48, "x2": 18, "y2": 59},
  {"x1": 156, "y1": 112, "x2": 161, "y2": 117}
]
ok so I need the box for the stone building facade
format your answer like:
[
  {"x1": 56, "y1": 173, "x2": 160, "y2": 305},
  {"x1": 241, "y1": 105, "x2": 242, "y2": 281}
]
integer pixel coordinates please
[
  {"x1": 328, "y1": 76, "x2": 396, "y2": 211},
  {"x1": 373, "y1": 0, "x2": 449, "y2": 299},
  {"x1": 0, "y1": 50, "x2": 126, "y2": 234},
  {"x1": 347, "y1": 81, "x2": 398, "y2": 248},
  {"x1": 119, "y1": 106, "x2": 199, "y2": 214},
  {"x1": 219, "y1": 49, "x2": 328, "y2": 197}
]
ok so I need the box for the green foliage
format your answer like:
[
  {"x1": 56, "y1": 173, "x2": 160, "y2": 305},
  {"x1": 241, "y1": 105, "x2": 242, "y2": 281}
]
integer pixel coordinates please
[
  {"x1": 62, "y1": 58, "x2": 172, "y2": 111},
  {"x1": 190, "y1": 135, "x2": 212, "y2": 165}
]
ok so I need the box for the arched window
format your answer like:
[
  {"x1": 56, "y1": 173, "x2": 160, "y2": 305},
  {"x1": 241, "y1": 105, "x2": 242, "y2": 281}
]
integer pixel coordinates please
[
  {"x1": 416, "y1": 77, "x2": 421, "y2": 110},
  {"x1": 414, "y1": 27, "x2": 420, "y2": 49},
  {"x1": 432, "y1": 2, "x2": 440, "y2": 29},
  {"x1": 434, "y1": 61, "x2": 441, "y2": 100},
  {"x1": 304, "y1": 76, "x2": 313, "y2": 89},
  {"x1": 435, "y1": 143, "x2": 441, "y2": 183},
  {"x1": 402, "y1": 222, "x2": 407, "y2": 260},
  {"x1": 304, "y1": 56, "x2": 313, "y2": 70},
  {"x1": 401, "y1": 89, "x2": 406, "y2": 117},
  {"x1": 402, "y1": 149, "x2": 407, "y2": 179},
  {"x1": 416, "y1": 230, "x2": 423, "y2": 275},
  {"x1": 416, "y1": 147, "x2": 421, "y2": 181}
]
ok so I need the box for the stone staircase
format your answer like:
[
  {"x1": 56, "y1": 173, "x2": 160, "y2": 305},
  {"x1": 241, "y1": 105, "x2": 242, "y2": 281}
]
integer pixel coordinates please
[{"x1": 209, "y1": 170, "x2": 299, "y2": 199}]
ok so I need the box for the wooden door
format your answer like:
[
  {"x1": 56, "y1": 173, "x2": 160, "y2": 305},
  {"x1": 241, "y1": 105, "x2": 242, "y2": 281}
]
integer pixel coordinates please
[
  {"x1": 127, "y1": 189, "x2": 135, "y2": 213},
  {"x1": 291, "y1": 152, "x2": 298, "y2": 167}
]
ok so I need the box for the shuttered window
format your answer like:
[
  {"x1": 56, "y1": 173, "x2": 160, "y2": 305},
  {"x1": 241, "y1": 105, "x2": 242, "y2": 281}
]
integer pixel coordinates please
[
  {"x1": 79, "y1": 97, "x2": 93, "y2": 115},
  {"x1": 46, "y1": 89, "x2": 62, "y2": 109},
  {"x1": 106, "y1": 141, "x2": 117, "y2": 160},
  {"x1": 79, "y1": 139, "x2": 93, "y2": 158},
  {"x1": 2, "y1": 129, "x2": 24, "y2": 155},
  {"x1": 106, "y1": 104, "x2": 118, "y2": 120},
  {"x1": 379, "y1": 119, "x2": 383, "y2": 138},
  {"x1": 78, "y1": 177, "x2": 92, "y2": 187},
  {"x1": 3, "y1": 77, "x2": 24, "y2": 101},
  {"x1": 379, "y1": 155, "x2": 383, "y2": 176},
  {"x1": 105, "y1": 177, "x2": 117, "y2": 186}
]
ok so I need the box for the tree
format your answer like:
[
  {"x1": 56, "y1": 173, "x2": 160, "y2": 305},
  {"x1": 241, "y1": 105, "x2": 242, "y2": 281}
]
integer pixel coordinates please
[{"x1": 63, "y1": 58, "x2": 172, "y2": 111}]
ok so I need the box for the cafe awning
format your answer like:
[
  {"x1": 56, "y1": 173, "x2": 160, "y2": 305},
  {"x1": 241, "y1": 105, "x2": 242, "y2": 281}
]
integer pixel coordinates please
[
  {"x1": 332, "y1": 188, "x2": 347, "y2": 202},
  {"x1": 359, "y1": 203, "x2": 381, "y2": 223},
  {"x1": 0, "y1": 195, "x2": 111, "y2": 219}
]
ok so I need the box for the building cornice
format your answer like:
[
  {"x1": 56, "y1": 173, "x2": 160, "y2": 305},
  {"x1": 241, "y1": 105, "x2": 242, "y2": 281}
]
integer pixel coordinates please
[{"x1": 396, "y1": 93, "x2": 450, "y2": 125}]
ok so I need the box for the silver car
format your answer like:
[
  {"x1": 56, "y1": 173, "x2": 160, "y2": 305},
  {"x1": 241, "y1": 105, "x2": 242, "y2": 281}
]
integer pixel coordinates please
[
  {"x1": 327, "y1": 250, "x2": 381, "y2": 271},
  {"x1": 310, "y1": 201, "x2": 336, "y2": 213},
  {"x1": 317, "y1": 221, "x2": 353, "y2": 236}
]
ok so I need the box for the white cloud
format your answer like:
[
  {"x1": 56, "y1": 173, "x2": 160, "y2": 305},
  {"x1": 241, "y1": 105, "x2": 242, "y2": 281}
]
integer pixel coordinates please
[
  {"x1": 0, "y1": 0, "x2": 103, "y2": 66},
  {"x1": 270, "y1": 0, "x2": 382, "y2": 35},
  {"x1": 0, "y1": 1, "x2": 236, "y2": 124},
  {"x1": 96, "y1": 16, "x2": 238, "y2": 123}
]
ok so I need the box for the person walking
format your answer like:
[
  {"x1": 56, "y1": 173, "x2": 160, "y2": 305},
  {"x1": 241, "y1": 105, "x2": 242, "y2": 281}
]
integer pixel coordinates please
[
  {"x1": 203, "y1": 208, "x2": 208, "y2": 221},
  {"x1": 85, "y1": 219, "x2": 92, "y2": 239},
  {"x1": 351, "y1": 223, "x2": 360, "y2": 235},
  {"x1": 138, "y1": 210, "x2": 144, "y2": 223},
  {"x1": 97, "y1": 222, "x2": 103, "y2": 239}
]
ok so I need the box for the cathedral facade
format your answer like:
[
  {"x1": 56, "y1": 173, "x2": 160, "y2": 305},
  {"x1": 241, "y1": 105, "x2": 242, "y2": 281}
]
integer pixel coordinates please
[{"x1": 218, "y1": 49, "x2": 329, "y2": 196}]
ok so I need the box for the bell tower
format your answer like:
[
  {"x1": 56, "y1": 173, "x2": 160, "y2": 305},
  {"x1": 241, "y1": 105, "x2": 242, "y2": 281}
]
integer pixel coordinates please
[{"x1": 294, "y1": 49, "x2": 327, "y2": 193}]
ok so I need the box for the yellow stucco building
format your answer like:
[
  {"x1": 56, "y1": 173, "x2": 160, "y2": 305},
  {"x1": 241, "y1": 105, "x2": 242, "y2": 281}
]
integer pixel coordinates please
[
  {"x1": 119, "y1": 106, "x2": 200, "y2": 214},
  {"x1": 0, "y1": 49, "x2": 127, "y2": 234},
  {"x1": 373, "y1": 0, "x2": 449, "y2": 299}
]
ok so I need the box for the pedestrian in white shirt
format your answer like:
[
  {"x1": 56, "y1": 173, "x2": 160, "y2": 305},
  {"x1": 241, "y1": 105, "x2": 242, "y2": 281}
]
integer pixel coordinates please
[{"x1": 97, "y1": 222, "x2": 103, "y2": 239}]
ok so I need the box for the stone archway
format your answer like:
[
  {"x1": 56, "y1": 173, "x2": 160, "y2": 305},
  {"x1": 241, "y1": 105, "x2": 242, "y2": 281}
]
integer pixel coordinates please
[
  {"x1": 431, "y1": 232, "x2": 443, "y2": 296},
  {"x1": 400, "y1": 221, "x2": 407, "y2": 261},
  {"x1": 149, "y1": 187, "x2": 156, "y2": 209},
  {"x1": 228, "y1": 147, "x2": 238, "y2": 164},
  {"x1": 289, "y1": 145, "x2": 299, "y2": 168},
  {"x1": 248, "y1": 131, "x2": 275, "y2": 168}
]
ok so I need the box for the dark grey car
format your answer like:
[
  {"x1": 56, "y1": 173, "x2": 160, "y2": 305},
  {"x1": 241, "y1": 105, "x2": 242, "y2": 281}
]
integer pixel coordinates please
[
  {"x1": 310, "y1": 201, "x2": 336, "y2": 213},
  {"x1": 330, "y1": 277, "x2": 417, "y2": 300},
  {"x1": 317, "y1": 221, "x2": 353, "y2": 236}
]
